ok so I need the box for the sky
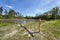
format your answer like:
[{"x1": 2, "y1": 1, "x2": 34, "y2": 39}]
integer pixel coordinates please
[{"x1": 0, "y1": 0, "x2": 60, "y2": 16}]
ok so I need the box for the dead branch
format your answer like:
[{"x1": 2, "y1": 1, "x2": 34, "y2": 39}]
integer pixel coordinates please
[{"x1": 20, "y1": 23, "x2": 40, "y2": 37}]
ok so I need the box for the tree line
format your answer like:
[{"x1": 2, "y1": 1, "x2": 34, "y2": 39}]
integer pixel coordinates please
[
  {"x1": 0, "y1": 6, "x2": 23, "y2": 19},
  {"x1": 26, "y1": 6, "x2": 60, "y2": 20},
  {"x1": 0, "y1": 6, "x2": 60, "y2": 20}
]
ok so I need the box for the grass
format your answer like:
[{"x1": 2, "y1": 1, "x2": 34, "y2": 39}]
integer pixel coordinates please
[
  {"x1": 0, "y1": 23, "x2": 15, "y2": 27},
  {"x1": 20, "y1": 20, "x2": 60, "y2": 40},
  {"x1": 0, "y1": 20, "x2": 60, "y2": 40},
  {"x1": 41, "y1": 20, "x2": 60, "y2": 39}
]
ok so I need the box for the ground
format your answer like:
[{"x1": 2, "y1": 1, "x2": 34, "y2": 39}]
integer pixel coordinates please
[{"x1": 0, "y1": 20, "x2": 60, "y2": 40}]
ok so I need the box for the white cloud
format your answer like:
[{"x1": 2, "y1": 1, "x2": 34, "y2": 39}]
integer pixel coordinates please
[
  {"x1": 6, "y1": 5, "x2": 13, "y2": 9},
  {"x1": 25, "y1": 8, "x2": 46, "y2": 16},
  {"x1": 34, "y1": 8, "x2": 46, "y2": 14},
  {"x1": 41, "y1": 0, "x2": 53, "y2": 6}
]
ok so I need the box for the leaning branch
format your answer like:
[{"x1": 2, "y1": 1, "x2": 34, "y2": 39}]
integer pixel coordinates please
[
  {"x1": 20, "y1": 24, "x2": 34, "y2": 37},
  {"x1": 19, "y1": 23, "x2": 41, "y2": 37}
]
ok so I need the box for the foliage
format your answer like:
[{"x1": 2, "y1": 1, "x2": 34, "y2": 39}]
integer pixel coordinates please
[
  {"x1": 0, "y1": 6, "x2": 23, "y2": 19},
  {"x1": 49, "y1": 7, "x2": 59, "y2": 19},
  {"x1": 0, "y1": 6, "x2": 3, "y2": 15},
  {"x1": 35, "y1": 6, "x2": 60, "y2": 20},
  {"x1": 0, "y1": 6, "x2": 60, "y2": 20}
]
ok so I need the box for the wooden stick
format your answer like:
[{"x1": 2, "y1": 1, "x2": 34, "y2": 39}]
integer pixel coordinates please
[
  {"x1": 19, "y1": 19, "x2": 41, "y2": 37},
  {"x1": 20, "y1": 24, "x2": 34, "y2": 37}
]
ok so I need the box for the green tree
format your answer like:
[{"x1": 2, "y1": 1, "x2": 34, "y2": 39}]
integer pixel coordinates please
[
  {"x1": 43, "y1": 12, "x2": 50, "y2": 20},
  {"x1": 4, "y1": 9, "x2": 8, "y2": 15},
  {"x1": 8, "y1": 9, "x2": 16, "y2": 18},
  {"x1": 4, "y1": 9, "x2": 9, "y2": 19},
  {"x1": 58, "y1": 11, "x2": 60, "y2": 19},
  {"x1": 0, "y1": 7, "x2": 3, "y2": 19},
  {"x1": 0, "y1": 7, "x2": 3, "y2": 15},
  {"x1": 15, "y1": 12, "x2": 23, "y2": 18},
  {"x1": 50, "y1": 7, "x2": 59, "y2": 19},
  {"x1": 35, "y1": 13, "x2": 41, "y2": 19}
]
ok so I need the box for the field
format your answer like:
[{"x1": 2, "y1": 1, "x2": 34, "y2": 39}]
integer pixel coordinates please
[{"x1": 0, "y1": 20, "x2": 60, "y2": 40}]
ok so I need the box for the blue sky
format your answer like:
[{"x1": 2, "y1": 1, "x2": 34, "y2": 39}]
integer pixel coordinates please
[{"x1": 0, "y1": 0, "x2": 60, "y2": 16}]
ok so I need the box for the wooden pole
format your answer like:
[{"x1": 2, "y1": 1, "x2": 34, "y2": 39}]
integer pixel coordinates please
[
  {"x1": 39, "y1": 19, "x2": 41, "y2": 40},
  {"x1": 38, "y1": 19, "x2": 41, "y2": 32}
]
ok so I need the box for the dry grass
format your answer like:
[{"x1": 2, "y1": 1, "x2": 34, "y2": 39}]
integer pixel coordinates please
[{"x1": 0, "y1": 20, "x2": 60, "y2": 40}]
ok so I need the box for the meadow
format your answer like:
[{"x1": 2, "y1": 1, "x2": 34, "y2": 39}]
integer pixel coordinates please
[{"x1": 0, "y1": 20, "x2": 60, "y2": 40}]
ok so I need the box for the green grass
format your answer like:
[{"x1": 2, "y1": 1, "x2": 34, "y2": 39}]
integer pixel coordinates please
[
  {"x1": 0, "y1": 20, "x2": 60, "y2": 40},
  {"x1": 24, "y1": 20, "x2": 60, "y2": 40},
  {"x1": 0, "y1": 23, "x2": 14, "y2": 27},
  {"x1": 41, "y1": 20, "x2": 60, "y2": 39},
  {"x1": 18, "y1": 20, "x2": 60, "y2": 40}
]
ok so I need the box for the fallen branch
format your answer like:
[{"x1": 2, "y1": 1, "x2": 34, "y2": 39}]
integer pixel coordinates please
[
  {"x1": 20, "y1": 24, "x2": 40, "y2": 37},
  {"x1": 20, "y1": 24, "x2": 34, "y2": 37}
]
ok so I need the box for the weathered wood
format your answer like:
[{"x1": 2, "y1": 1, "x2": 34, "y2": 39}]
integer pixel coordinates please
[
  {"x1": 20, "y1": 24, "x2": 34, "y2": 37},
  {"x1": 20, "y1": 22, "x2": 41, "y2": 37}
]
